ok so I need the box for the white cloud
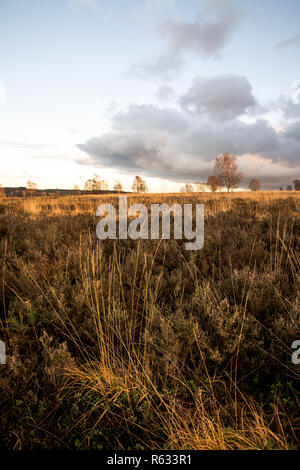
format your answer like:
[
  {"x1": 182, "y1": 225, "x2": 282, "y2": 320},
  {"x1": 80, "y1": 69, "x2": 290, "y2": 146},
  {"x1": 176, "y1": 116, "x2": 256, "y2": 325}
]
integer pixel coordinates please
[
  {"x1": 129, "y1": 0, "x2": 242, "y2": 80},
  {"x1": 292, "y1": 80, "x2": 300, "y2": 104}
]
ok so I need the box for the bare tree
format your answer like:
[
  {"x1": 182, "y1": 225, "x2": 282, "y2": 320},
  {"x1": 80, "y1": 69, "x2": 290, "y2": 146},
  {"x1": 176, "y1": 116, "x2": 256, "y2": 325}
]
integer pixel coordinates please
[
  {"x1": 207, "y1": 175, "x2": 221, "y2": 192},
  {"x1": 100, "y1": 180, "x2": 109, "y2": 191},
  {"x1": 194, "y1": 182, "x2": 206, "y2": 192},
  {"x1": 27, "y1": 180, "x2": 37, "y2": 190},
  {"x1": 84, "y1": 179, "x2": 94, "y2": 191},
  {"x1": 132, "y1": 176, "x2": 148, "y2": 193},
  {"x1": 27, "y1": 180, "x2": 37, "y2": 196},
  {"x1": 180, "y1": 183, "x2": 194, "y2": 193},
  {"x1": 92, "y1": 174, "x2": 101, "y2": 190},
  {"x1": 249, "y1": 179, "x2": 261, "y2": 191},
  {"x1": 293, "y1": 179, "x2": 300, "y2": 191},
  {"x1": 73, "y1": 184, "x2": 80, "y2": 195},
  {"x1": 114, "y1": 181, "x2": 123, "y2": 192},
  {"x1": 84, "y1": 174, "x2": 102, "y2": 191},
  {"x1": 213, "y1": 153, "x2": 241, "y2": 192}
]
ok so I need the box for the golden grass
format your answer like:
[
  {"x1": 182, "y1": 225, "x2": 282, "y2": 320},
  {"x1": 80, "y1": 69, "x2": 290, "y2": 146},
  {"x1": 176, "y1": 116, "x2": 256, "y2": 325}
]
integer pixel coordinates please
[
  {"x1": 61, "y1": 238, "x2": 293, "y2": 450},
  {"x1": 1, "y1": 190, "x2": 300, "y2": 217},
  {"x1": 1, "y1": 190, "x2": 298, "y2": 449}
]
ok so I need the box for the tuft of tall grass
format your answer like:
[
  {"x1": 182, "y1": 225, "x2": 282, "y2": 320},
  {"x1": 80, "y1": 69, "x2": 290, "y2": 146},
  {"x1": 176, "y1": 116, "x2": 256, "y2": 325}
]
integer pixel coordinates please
[{"x1": 63, "y1": 237, "x2": 294, "y2": 449}]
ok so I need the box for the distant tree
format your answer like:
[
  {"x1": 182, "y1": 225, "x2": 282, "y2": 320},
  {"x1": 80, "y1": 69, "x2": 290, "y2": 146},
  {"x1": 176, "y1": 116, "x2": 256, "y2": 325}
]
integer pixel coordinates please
[
  {"x1": 279, "y1": 187, "x2": 283, "y2": 191},
  {"x1": 194, "y1": 182, "x2": 206, "y2": 192},
  {"x1": 0, "y1": 184, "x2": 5, "y2": 198},
  {"x1": 73, "y1": 184, "x2": 80, "y2": 195},
  {"x1": 249, "y1": 179, "x2": 261, "y2": 191},
  {"x1": 100, "y1": 180, "x2": 109, "y2": 191},
  {"x1": 114, "y1": 181, "x2": 123, "y2": 192},
  {"x1": 132, "y1": 176, "x2": 148, "y2": 193},
  {"x1": 180, "y1": 183, "x2": 194, "y2": 193},
  {"x1": 84, "y1": 174, "x2": 102, "y2": 191},
  {"x1": 293, "y1": 179, "x2": 300, "y2": 191},
  {"x1": 92, "y1": 174, "x2": 101, "y2": 190},
  {"x1": 213, "y1": 153, "x2": 241, "y2": 192},
  {"x1": 27, "y1": 180, "x2": 37, "y2": 190},
  {"x1": 287, "y1": 185, "x2": 293, "y2": 191},
  {"x1": 27, "y1": 180, "x2": 37, "y2": 196},
  {"x1": 207, "y1": 175, "x2": 221, "y2": 192},
  {"x1": 84, "y1": 179, "x2": 93, "y2": 191}
]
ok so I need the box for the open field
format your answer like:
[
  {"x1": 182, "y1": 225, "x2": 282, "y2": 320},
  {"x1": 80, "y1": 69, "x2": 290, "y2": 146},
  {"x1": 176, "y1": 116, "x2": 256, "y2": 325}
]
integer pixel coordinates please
[
  {"x1": 0, "y1": 191, "x2": 299, "y2": 450},
  {"x1": 1, "y1": 190, "x2": 300, "y2": 216}
]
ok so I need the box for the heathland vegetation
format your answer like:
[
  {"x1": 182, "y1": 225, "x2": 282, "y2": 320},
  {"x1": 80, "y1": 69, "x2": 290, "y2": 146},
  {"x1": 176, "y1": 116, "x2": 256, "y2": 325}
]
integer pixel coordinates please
[{"x1": 0, "y1": 190, "x2": 299, "y2": 449}]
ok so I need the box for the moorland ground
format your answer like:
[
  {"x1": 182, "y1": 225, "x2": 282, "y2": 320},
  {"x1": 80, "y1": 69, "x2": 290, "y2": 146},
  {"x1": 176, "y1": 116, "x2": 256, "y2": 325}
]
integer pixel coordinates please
[{"x1": 0, "y1": 191, "x2": 299, "y2": 450}]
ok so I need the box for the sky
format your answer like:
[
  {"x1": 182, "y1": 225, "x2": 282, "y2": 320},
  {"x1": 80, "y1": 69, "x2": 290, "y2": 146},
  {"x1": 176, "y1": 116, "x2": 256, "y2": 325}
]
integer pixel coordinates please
[{"x1": 0, "y1": 0, "x2": 300, "y2": 191}]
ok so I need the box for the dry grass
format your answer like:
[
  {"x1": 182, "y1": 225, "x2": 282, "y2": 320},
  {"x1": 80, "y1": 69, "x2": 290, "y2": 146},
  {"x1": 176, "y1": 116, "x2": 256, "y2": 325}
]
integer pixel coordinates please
[
  {"x1": 66, "y1": 240, "x2": 293, "y2": 450},
  {"x1": 0, "y1": 191, "x2": 299, "y2": 449},
  {"x1": 1, "y1": 190, "x2": 300, "y2": 217}
]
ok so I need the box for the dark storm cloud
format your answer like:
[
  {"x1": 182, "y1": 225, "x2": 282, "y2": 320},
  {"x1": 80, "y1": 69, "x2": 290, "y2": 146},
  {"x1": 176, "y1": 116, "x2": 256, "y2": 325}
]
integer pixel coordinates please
[
  {"x1": 180, "y1": 74, "x2": 257, "y2": 122},
  {"x1": 129, "y1": 0, "x2": 242, "y2": 79}
]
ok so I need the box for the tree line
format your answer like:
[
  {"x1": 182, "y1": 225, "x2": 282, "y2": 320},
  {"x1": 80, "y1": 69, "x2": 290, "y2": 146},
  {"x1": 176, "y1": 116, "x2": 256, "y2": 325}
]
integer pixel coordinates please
[
  {"x1": 0, "y1": 175, "x2": 149, "y2": 197},
  {"x1": 83, "y1": 174, "x2": 148, "y2": 193},
  {"x1": 1, "y1": 153, "x2": 299, "y2": 197}
]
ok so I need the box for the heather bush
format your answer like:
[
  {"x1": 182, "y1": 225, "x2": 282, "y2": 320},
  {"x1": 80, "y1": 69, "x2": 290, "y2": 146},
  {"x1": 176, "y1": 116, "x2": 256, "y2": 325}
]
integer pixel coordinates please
[{"x1": 0, "y1": 193, "x2": 299, "y2": 449}]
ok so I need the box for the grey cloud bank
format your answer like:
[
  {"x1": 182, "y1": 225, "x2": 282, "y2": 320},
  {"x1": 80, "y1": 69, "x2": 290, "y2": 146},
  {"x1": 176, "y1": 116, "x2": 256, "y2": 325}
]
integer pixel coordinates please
[
  {"x1": 112, "y1": 104, "x2": 188, "y2": 134},
  {"x1": 77, "y1": 91, "x2": 300, "y2": 189},
  {"x1": 277, "y1": 96, "x2": 300, "y2": 120},
  {"x1": 155, "y1": 85, "x2": 176, "y2": 102},
  {"x1": 180, "y1": 74, "x2": 257, "y2": 122}
]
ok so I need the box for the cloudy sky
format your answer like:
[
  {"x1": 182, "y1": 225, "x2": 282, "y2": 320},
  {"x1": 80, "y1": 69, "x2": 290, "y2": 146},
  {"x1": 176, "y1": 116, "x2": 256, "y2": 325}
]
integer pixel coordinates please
[{"x1": 0, "y1": 0, "x2": 300, "y2": 191}]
